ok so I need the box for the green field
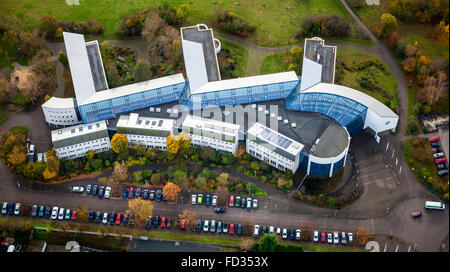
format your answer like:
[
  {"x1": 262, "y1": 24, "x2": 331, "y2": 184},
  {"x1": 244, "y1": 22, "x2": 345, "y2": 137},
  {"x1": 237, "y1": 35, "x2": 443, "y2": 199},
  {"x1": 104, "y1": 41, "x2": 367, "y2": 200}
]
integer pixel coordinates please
[
  {"x1": 260, "y1": 51, "x2": 296, "y2": 75},
  {"x1": 0, "y1": 0, "x2": 353, "y2": 46},
  {"x1": 218, "y1": 38, "x2": 248, "y2": 78}
]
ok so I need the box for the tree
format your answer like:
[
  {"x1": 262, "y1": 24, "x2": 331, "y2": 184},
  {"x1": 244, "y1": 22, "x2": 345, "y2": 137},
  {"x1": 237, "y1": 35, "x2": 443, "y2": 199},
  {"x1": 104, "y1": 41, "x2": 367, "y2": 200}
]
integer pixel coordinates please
[
  {"x1": 289, "y1": 46, "x2": 303, "y2": 64},
  {"x1": 194, "y1": 176, "x2": 207, "y2": 189},
  {"x1": 43, "y1": 150, "x2": 60, "y2": 180},
  {"x1": 172, "y1": 170, "x2": 187, "y2": 185},
  {"x1": 178, "y1": 209, "x2": 197, "y2": 232},
  {"x1": 235, "y1": 183, "x2": 244, "y2": 194},
  {"x1": 40, "y1": 14, "x2": 59, "y2": 39},
  {"x1": 8, "y1": 145, "x2": 26, "y2": 166},
  {"x1": 150, "y1": 173, "x2": 161, "y2": 185},
  {"x1": 199, "y1": 146, "x2": 216, "y2": 162},
  {"x1": 76, "y1": 204, "x2": 90, "y2": 222},
  {"x1": 216, "y1": 172, "x2": 229, "y2": 187},
  {"x1": 105, "y1": 60, "x2": 121, "y2": 88},
  {"x1": 57, "y1": 51, "x2": 69, "y2": 68},
  {"x1": 166, "y1": 134, "x2": 180, "y2": 154},
  {"x1": 256, "y1": 234, "x2": 278, "y2": 252},
  {"x1": 111, "y1": 161, "x2": 128, "y2": 183},
  {"x1": 277, "y1": 177, "x2": 292, "y2": 192},
  {"x1": 246, "y1": 182, "x2": 258, "y2": 196},
  {"x1": 300, "y1": 220, "x2": 314, "y2": 241},
  {"x1": 379, "y1": 13, "x2": 398, "y2": 38},
  {"x1": 355, "y1": 227, "x2": 370, "y2": 246},
  {"x1": 111, "y1": 133, "x2": 128, "y2": 154},
  {"x1": 142, "y1": 13, "x2": 165, "y2": 42},
  {"x1": 125, "y1": 198, "x2": 153, "y2": 227},
  {"x1": 134, "y1": 62, "x2": 152, "y2": 82},
  {"x1": 390, "y1": 32, "x2": 400, "y2": 47},
  {"x1": 215, "y1": 185, "x2": 229, "y2": 207},
  {"x1": 0, "y1": 78, "x2": 10, "y2": 104},
  {"x1": 162, "y1": 182, "x2": 181, "y2": 201},
  {"x1": 239, "y1": 238, "x2": 256, "y2": 252}
]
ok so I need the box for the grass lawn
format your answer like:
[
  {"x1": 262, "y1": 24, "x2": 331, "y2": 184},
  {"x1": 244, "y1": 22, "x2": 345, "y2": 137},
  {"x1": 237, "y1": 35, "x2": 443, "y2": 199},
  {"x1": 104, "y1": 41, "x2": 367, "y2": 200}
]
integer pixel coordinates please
[
  {"x1": 218, "y1": 38, "x2": 248, "y2": 78},
  {"x1": 0, "y1": 105, "x2": 7, "y2": 124},
  {"x1": 260, "y1": 51, "x2": 297, "y2": 75},
  {"x1": 402, "y1": 138, "x2": 448, "y2": 197},
  {"x1": 0, "y1": 0, "x2": 354, "y2": 46},
  {"x1": 406, "y1": 84, "x2": 424, "y2": 135}
]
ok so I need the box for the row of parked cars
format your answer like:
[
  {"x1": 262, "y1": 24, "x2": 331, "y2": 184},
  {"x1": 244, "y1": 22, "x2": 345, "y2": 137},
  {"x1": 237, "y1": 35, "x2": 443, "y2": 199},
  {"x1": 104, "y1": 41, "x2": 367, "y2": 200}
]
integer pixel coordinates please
[
  {"x1": 1, "y1": 202, "x2": 20, "y2": 216},
  {"x1": 191, "y1": 194, "x2": 217, "y2": 206},
  {"x1": 229, "y1": 195, "x2": 258, "y2": 210},
  {"x1": 195, "y1": 219, "x2": 243, "y2": 235},
  {"x1": 122, "y1": 187, "x2": 166, "y2": 202},
  {"x1": 429, "y1": 136, "x2": 448, "y2": 176},
  {"x1": 73, "y1": 185, "x2": 112, "y2": 199},
  {"x1": 252, "y1": 225, "x2": 353, "y2": 244}
]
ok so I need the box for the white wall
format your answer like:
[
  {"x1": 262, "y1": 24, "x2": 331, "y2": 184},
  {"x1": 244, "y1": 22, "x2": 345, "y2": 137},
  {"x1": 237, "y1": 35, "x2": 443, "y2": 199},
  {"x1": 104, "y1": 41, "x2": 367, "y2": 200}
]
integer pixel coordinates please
[
  {"x1": 363, "y1": 108, "x2": 398, "y2": 134},
  {"x1": 55, "y1": 137, "x2": 111, "y2": 159},
  {"x1": 42, "y1": 106, "x2": 80, "y2": 126},
  {"x1": 189, "y1": 133, "x2": 238, "y2": 154},
  {"x1": 246, "y1": 139, "x2": 299, "y2": 172},
  {"x1": 125, "y1": 134, "x2": 168, "y2": 151}
]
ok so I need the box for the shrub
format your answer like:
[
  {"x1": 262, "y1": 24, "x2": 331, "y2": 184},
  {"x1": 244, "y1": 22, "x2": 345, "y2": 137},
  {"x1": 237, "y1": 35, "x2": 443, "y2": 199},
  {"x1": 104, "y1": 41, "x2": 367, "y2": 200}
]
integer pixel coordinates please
[
  {"x1": 407, "y1": 119, "x2": 421, "y2": 134},
  {"x1": 302, "y1": 15, "x2": 351, "y2": 38},
  {"x1": 216, "y1": 9, "x2": 256, "y2": 37}
]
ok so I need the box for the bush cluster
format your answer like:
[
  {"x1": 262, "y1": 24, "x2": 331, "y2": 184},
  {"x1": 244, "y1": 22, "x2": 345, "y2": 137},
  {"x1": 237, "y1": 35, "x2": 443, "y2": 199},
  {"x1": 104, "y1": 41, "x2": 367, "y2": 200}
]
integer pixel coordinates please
[
  {"x1": 301, "y1": 14, "x2": 351, "y2": 38},
  {"x1": 216, "y1": 10, "x2": 256, "y2": 37}
]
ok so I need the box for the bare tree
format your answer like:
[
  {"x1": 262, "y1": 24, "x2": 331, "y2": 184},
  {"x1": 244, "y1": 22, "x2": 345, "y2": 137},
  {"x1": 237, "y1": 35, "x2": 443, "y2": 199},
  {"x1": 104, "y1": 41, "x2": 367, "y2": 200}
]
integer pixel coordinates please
[
  {"x1": 215, "y1": 185, "x2": 229, "y2": 207},
  {"x1": 300, "y1": 219, "x2": 314, "y2": 241},
  {"x1": 178, "y1": 209, "x2": 197, "y2": 232}
]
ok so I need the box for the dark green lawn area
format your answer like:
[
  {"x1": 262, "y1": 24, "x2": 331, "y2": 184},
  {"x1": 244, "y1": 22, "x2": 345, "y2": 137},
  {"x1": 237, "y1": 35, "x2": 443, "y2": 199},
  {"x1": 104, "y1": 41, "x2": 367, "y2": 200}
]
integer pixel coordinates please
[
  {"x1": 218, "y1": 38, "x2": 248, "y2": 78},
  {"x1": 0, "y1": 0, "x2": 354, "y2": 46},
  {"x1": 260, "y1": 51, "x2": 297, "y2": 75}
]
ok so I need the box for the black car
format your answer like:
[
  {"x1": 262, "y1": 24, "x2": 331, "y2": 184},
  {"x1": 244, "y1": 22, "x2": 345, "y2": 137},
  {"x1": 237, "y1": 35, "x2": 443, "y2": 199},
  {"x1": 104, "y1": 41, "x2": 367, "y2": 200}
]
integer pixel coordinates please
[
  {"x1": 92, "y1": 184, "x2": 98, "y2": 195},
  {"x1": 136, "y1": 188, "x2": 141, "y2": 198},
  {"x1": 129, "y1": 214, "x2": 134, "y2": 226},
  {"x1": 45, "y1": 206, "x2": 51, "y2": 218},
  {"x1": 95, "y1": 212, "x2": 101, "y2": 223},
  {"x1": 8, "y1": 202, "x2": 14, "y2": 215},
  {"x1": 145, "y1": 218, "x2": 152, "y2": 230},
  {"x1": 289, "y1": 229, "x2": 295, "y2": 240},
  {"x1": 153, "y1": 216, "x2": 160, "y2": 227},
  {"x1": 143, "y1": 189, "x2": 149, "y2": 200},
  {"x1": 214, "y1": 207, "x2": 226, "y2": 213},
  {"x1": 240, "y1": 198, "x2": 246, "y2": 209},
  {"x1": 237, "y1": 224, "x2": 243, "y2": 235},
  {"x1": 122, "y1": 215, "x2": 128, "y2": 225},
  {"x1": 98, "y1": 186, "x2": 105, "y2": 198},
  {"x1": 89, "y1": 211, "x2": 95, "y2": 222},
  {"x1": 195, "y1": 219, "x2": 202, "y2": 232},
  {"x1": 38, "y1": 205, "x2": 45, "y2": 217},
  {"x1": 438, "y1": 163, "x2": 448, "y2": 170},
  {"x1": 109, "y1": 213, "x2": 116, "y2": 225},
  {"x1": 261, "y1": 226, "x2": 267, "y2": 236},
  {"x1": 156, "y1": 190, "x2": 162, "y2": 202},
  {"x1": 431, "y1": 142, "x2": 440, "y2": 147}
]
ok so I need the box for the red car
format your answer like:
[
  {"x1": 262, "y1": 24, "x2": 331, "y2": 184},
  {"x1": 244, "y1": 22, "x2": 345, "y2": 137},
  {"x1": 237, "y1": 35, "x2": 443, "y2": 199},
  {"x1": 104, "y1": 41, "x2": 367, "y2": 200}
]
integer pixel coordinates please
[
  {"x1": 228, "y1": 196, "x2": 234, "y2": 207},
  {"x1": 167, "y1": 218, "x2": 172, "y2": 228},
  {"x1": 321, "y1": 232, "x2": 326, "y2": 242},
  {"x1": 161, "y1": 217, "x2": 166, "y2": 228},
  {"x1": 411, "y1": 211, "x2": 422, "y2": 218},
  {"x1": 436, "y1": 158, "x2": 447, "y2": 164},
  {"x1": 229, "y1": 223, "x2": 235, "y2": 235},
  {"x1": 70, "y1": 210, "x2": 77, "y2": 220},
  {"x1": 115, "y1": 213, "x2": 122, "y2": 225},
  {"x1": 128, "y1": 187, "x2": 134, "y2": 198},
  {"x1": 180, "y1": 219, "x2": 186, "y2": 230},
  {"x1": 429, "y1": 136, "x2": 440, "y2": 142}
]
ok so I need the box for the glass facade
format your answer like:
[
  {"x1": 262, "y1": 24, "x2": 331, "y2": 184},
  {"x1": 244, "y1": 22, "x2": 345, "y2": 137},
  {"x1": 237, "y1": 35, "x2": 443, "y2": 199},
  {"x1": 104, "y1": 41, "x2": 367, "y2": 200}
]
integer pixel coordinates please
[
  {"x1": 180, "y1": 80, "x2": 300, "y2": 110},
  {"x1": 287, "y1": 92, "x2": 368, "y2": 135},
  {"x1": 332, "y1": 155, "x2": 346, "y2": 175},
  {"x1": 310, "y1": 161, "x2": 331, "y2": 177},
  {"x1": 78, "y1": 82, "x2": 186, "y2": 123}
]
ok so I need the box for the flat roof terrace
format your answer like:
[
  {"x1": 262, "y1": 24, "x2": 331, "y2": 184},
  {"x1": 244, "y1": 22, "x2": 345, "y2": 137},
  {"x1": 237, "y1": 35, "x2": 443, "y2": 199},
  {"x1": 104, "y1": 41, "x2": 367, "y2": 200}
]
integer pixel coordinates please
[
  {"x1": 304, "y1": 38, "x2": 336, "y2": 84},
  {"x1": 86, "y1": 41, "x2": 108, "y2": 92}
]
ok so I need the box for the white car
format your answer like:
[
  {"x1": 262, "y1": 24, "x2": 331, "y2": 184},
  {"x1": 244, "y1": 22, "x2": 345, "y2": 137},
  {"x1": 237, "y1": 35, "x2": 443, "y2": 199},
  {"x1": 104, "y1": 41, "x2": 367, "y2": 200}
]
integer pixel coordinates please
[
  {"x1": 282, "y1": 228, "x2": 288, "y2": 239},
  {"x1": 58, "y1": 208, "x2": 65, "y2": 220},
  {"x1": 276, "y1": 227, "x2": 281, "y2": 236},
  {"x1": 296, "y1": 229, "x2": 302, "y2": 241},
  {"x1": 333, "y1": 231, "x2": 339, "y2": 244},
  {"x1": 102, "y1": 213, "x2": 108, "y2": 224},
  {"x1": 72, "y1": 186, "x2": 84, "y2": 193},
  {"x1": 14, "y1": 203, "x2": 20, "y2": 215},
  {"x1": 51, "y1": 207, "x2": 59, "y2": 220},
  {"x1": 348, "y1": 232, "x2": 353, "y2": 244},
  {"x1": 341, "y1": 232, "x2": 347, "y2": 244},
  {"x1": 252, "y1": 199, "x2": 258, "y2": 209},
  {"x1": 253, "y1": 225, "x2": 260, "y2": 238},
  {"x1": 1, "y1": 202, "x2": 7, "y2": 215},
  {"x1": 313, "y1": 231, "x2": 319, "y2": 242},
  {"x1": 191, "y1": 195, "x2": 197, "y2": 205},
  {"x1": 269, "y1": 226, "x2": 274, "y2": 234},
  {"x1": 246, "y1": 198, "x2": 252, "y2": 209},
  {"x1": 327, "y1": 233, "x2": 333, "y2": 244},
  {"x1": 105, "y1": 186, "x2": 111, "y2": 199},
  {"x1": 203, "y1": 220, "x2": 209, "y2": 232},
  {"x1": 212, "y1": 195, "x2": 217, "y2": 206},
  {"x1": 37, "y1": 153, "x2": 43, "y2": 162}
]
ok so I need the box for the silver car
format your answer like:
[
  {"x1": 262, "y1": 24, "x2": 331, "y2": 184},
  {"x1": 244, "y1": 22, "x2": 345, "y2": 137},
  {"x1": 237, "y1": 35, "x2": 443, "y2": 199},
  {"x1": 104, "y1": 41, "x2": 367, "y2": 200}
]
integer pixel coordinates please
[
  {"x1": 102, "y1": 212, "x2": 109, "y2": 224},
  {"x1": 2, "y1": 202, "x2": 8, "y2": 215},
  {"x1": 51, "y1": 207, "x2": 59, "y2": 220},
  {"x1": 333, "y1": 231, "x2": 339, "y2": 244},
  {"x1": 14, "y1": 203, "x2": 21, "y2": 216},
  {"x1": 433, "y1": 152, "x2": 444, "y2": 159},
  {"x1": 282, "y1": 228, "x2": 288, "y2": 239},
  {"x1": 105, "y1": 186, "x2": 112, "y2": 199},
  {"x1": 58, "y1": 207, "x2": 65, "y2": 220}
]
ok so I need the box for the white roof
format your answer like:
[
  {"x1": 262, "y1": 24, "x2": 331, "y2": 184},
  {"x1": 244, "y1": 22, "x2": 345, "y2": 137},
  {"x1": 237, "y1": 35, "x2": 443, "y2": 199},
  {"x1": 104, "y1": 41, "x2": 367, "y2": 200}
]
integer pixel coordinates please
[
  {"x1": 300, "y1": 58, "x2": 322, "y2": 91},
  {"x1": 51, "y1": 120, "x2": 107, "y2": 142},
  {"x1": 117, "y1": 113, "x2": 175, "y2": 131},
  {"x1": 63, "y1": 32, "x2": 97, "y2": 105},
  {"x1": 247, "y1": 122, "x2": 304, "y2": 156},
  {"x1": 79, "y1": 73, "x2": 185, "y2": 106},
  {"x1": 191, "y1": 71, "x2": 299, "y2": 95},
  {"x1": 182, "y1": 115, "x2": 240, "y2": 137},
  {"x1": 182, "y1": 39, "x2": 209, "y2": 91},
  {"x1": 302, "y1": 83, "x2": 398, "y2": 118},
  {"x1": 42, "y1": 97, "x2": 75, "y2": 109}
]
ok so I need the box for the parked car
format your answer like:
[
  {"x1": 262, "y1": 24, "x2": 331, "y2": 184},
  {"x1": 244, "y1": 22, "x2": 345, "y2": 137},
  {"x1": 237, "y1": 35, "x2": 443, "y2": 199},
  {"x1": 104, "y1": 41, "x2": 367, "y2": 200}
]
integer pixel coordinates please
[
  {"x1": 38, "y1": 205, "x2": 45, "y2": 217},
  {"x1": 51, "y1": 207, "x2": 58, "y2": 220},
  {"x1": 64, "y1": 209, "x2": 71, "y2": 220},
  {"x1": 235, "y1": 196, "x2": 240, "y2": 207},
  {"x1": 14, "y1": 203, "x2": 20, "y2": 216},
  {"x1": 431, "y1": 142, "x2": 440, "y2": 147},
  {"x1": 122, "y1": 215, "x2": 128, "y2": 225},
  {"x1": 143, "y1": 189, "x2": 149, "y2": 200},
  {"x1": 276, "y1": 228, "x2": 281, "y2": 237},
  {"x1": 122, "y1": 188, "x2": 128, "y2": 199},
  {"x1": 282, "y1": 228, "x2": 288, "y2": 239},
  {"x1": 71, "y1": 211, "x2": 77, "y2": 220},
  {"x1": 341, "y1": 232, "x2": 347, "y2": 244},
  {"x1": 58, "y1": 208, "x2": 64, "y2": 220},
  {"x1": 92, "y1": 184, "x2": 98, "y2": 195},
  {"x1": 128, "y1": 187, "x2": 134, "y2": 198},
  {"x1": 212, "y1": 195, "x2": 217, "y2": 206},
  {"x1": 246, "y1": 198, "x2": 252, "y2": 210},
  {"x1": 167, "y1": 218, "x2": 172, "y2": 228},
  {"x1": 240, "y1": 198, "x2": 246, "y2": 209},
  {"x1": 327, "y1": 233, "x2": 333, "y2": 244},
  {"x1": 438, "y1": 170, "x2": 449, "y2": 176},
  {"x1": 433, "y1": 152, "x2": 445, "y2": 159},
  {"x1": 203, "y1": 220, "x2": 209, "y2": 232},
  {"x1": 348, "y1": 232, "x2": 353, "y2": 244},
  {"x1": 115, "y1": 213, "x2": 122, "y2": 225},
  {"x1": 195, "y1": 219, "x2": 202, "y2": 232},
  {"x1": 146, "y1": 218, "x2": 152, "y2": 230},
  {"x1": 162, "y1": 194, "x2": 167, "y2": 201},
  {"x1": 288, "y1": 229, "x2": 294, "y2": 240},
  {"x1": 431, "y1": 147, "x2": 442, "y2": 153},
  {"x1": 205, "y1": 194, "x2": 211, "y2": 206},
  {"x1": 210, "y1": 220, "x2": 216, "y2": 232},
  {"x1": 436, "y1": 158, "x2": 447, "y2": 164},
  {"x1": 321, "y1": 232, "x2": 326, "y2": 242},
  {"x1": 411, "y1": 211, "x2": 422, "y2": 218},
  {"x1": 109, "y1": 213, "x2": 116, "y2": 225},
  {"x1": 135, "y1": 187, "x2": 141, "y2": 198},
  {"x1": 197, "y1": 194, "x2": 203, "y2": 205},
  {"x1": 45, "y1": 206, "x2": 51, "y2": 218},
  {"x1": 191, "y1": 194, "x2": 197, "y2": 205},
  {"x1": 102, "y1": 213, "x2": 109, "y2": 224},
  {"x1": 89, "y1": 211, "x2": 95, "y2": 222},
  {"x1": 7, "y1": 202, "x2": 14, "y2": 215},
  {"x1": 104, "y1": 187, "x2": 111, "y2": 199},
  {"x1": 156, "y1": 190, "x2": 162, "y2": 202},
  {"x1": 429, "y1": 136, "x2": 440, "y2": 142},
  {"x1": 2, "y1": 202, "x2": 7, "y2": 215},
  {"x1": 129, "y1": 213, "x2": 134, "y2": 226},
  {"x1": 229, "y1": 223, "x2": 235, "y2": 235},
  {"x1": 86, "y1": 184, "x2": 92, "y2": 195},
  {"x1": 161, "y1": 217, "x2": 166, "y2": 228},
  {"x1": 72, "y1": 186, "x2": 84, "y2": 193},
  {"x1": 95, "y1": 212, "x2": 101, "y2": 223},
  {"x1": 153, "y1": 216, "x2": 159, "y2": 228},
  {"x1": 237, "y1": 224, "x2": 243, "y2": 235},
  {"x1": 228, "y1": 195, "x2": 234, "y2": 207},
  {"x1": 437, "y1": 163, "x2": 448, "y2": 170},
  {"x1": 180, "y1": 219, "x2": 186, "y2": 230},
  {"x1": 252, "y1": 199, "x2": 258, "y2": 209},
  {"x1": 150, "y1": 190, "x2": 155, "y2": 201},
  {"x1": 217, "y1": 221, "x2": 223, "y2": 234},
  {"x1": 223, "y1": 223, "x2": 229, "y2": 234},
  {"x1": 214, "y1": 207, "x2": 226, "y2": 213},
  {"x1": 333, "y1": 232, "x2": 339, "y2": 244},
  {"x1": 269, "y1": 226, "x2": 274, "y2": 235},
  {"x1": 31, "y1": 204, "x2": 38, "y2": 217},
  {"x1": 98, "y1": 186, "x2": 105, "y2": 198},
  {"x1": 261, "y1": 226, "x2": 267, "y2": 236}
]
